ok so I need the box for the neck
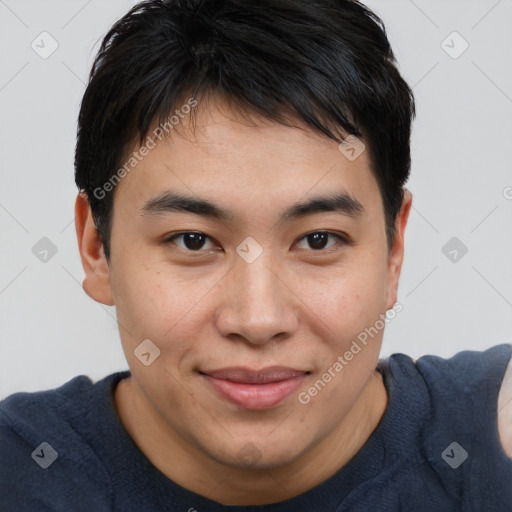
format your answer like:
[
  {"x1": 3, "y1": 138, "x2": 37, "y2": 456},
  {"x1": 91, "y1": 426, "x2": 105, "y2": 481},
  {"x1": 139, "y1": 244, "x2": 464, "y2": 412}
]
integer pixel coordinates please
[{"x1": 114, "y1": 370, "x2": 387, "y2": 505}]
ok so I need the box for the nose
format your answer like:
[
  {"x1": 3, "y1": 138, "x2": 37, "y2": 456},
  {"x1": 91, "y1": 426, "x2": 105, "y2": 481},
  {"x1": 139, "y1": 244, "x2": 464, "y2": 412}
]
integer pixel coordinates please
[{"x1": 214, "y1": 253, "x2": 299, "y2": 346}]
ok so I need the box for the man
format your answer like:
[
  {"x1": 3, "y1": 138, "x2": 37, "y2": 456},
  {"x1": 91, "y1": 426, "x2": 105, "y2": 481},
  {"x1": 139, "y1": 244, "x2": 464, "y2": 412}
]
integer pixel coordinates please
[{"x1": 1, "y1": 0, "x2": 511, "y2": 510}]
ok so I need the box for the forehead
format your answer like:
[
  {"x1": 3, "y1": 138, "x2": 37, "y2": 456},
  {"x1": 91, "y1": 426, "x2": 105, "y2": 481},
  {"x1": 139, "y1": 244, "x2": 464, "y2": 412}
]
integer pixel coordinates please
[{"x1": 113, "y1": 100, "x2": 382, "y2": 220}]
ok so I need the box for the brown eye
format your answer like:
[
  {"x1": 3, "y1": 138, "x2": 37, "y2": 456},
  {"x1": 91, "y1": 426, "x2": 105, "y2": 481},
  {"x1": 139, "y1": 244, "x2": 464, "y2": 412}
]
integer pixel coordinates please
[
  {"x1": 296, "y1": 232, "x2": 347, "y2": 251},
  {"x1": 167, "y1": 232, "x2": 216, "y2": 251}
]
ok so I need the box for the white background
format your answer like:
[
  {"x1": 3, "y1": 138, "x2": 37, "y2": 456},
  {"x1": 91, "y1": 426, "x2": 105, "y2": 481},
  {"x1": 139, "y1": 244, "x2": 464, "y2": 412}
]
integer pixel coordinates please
[{"x1": 1, "y1": 0, "x2": 511, "y2": 398}]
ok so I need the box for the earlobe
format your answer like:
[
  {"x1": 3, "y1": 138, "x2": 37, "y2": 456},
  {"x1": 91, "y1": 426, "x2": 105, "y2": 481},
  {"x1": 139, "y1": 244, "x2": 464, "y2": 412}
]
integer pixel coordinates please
[
  {"x1": 385, "y1": 189, "x2": 413, "y2": 310},
  {"x1": 74, "y1": 192, "x2": 115, "y2": 306}
]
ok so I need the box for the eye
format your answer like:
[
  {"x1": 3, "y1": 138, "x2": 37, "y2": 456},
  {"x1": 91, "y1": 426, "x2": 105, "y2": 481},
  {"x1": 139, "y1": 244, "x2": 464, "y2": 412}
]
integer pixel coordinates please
[
  {"x1": 166, "y1": 232, "x2": 217, "y2": 251},
  {"x1": 164, "y1": 230, "x2": 348, "y2": 253},
  {"x1": 295, "y1": 231, "x2": 348, "y2": 251}
]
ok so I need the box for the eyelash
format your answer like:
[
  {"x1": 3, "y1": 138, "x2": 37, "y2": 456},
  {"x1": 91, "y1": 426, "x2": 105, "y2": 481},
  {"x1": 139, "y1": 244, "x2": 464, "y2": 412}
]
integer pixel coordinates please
[{"x1": 163, "y1": 231, "x2": 349, "y2": 253}]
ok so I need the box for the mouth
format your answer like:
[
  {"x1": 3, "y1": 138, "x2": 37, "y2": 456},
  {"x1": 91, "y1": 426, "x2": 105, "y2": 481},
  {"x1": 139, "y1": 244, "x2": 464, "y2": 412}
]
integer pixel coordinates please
[{"x1": 199, "y1": 366, "x2": 311, "y2": 410}]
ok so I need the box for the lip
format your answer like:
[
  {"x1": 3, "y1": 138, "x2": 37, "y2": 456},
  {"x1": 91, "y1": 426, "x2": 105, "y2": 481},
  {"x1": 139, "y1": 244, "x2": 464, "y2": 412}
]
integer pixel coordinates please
[{"x1": 200, "y1": 366, "x2": 309, "y2": 410}]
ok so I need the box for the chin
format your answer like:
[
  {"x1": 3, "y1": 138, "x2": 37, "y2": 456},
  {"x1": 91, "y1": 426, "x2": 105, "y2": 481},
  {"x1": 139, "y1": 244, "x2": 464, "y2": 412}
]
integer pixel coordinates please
[{"x1": 215, "y1": 435, "x2": 310, "y2": 471}]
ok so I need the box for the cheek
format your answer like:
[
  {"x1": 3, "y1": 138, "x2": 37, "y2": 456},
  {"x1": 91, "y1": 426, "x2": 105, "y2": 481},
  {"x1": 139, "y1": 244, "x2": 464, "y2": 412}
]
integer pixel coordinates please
[
  {"x1": 297, "y1": 271, "x2": 386, "y2": 418},
  {"x1": 111, "y1": 254, "x2": 219, "y2": 351},
  {"x1": 304, "y1": 259, "x2": 388, "y2": 344}
]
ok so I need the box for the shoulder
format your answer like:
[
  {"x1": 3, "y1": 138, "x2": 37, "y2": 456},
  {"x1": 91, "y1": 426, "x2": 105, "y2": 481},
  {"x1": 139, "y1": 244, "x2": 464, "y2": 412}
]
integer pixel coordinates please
[
  {"x1": 416, "y1": 343, "x2": 512, "y2": 460},
  {"x1": 498, "y1": 352, "x2": 512, "y2": 458},
  {"x1": 1, "y1": 374, "x2": 89, "y2": 430},
  {"x1": 414, "y1": 343, "x2": 512, "y2": 393},
  {"x1": 0, "y1": 374, "x2": 96, "y2": 439},
  {"x1": 387, "y1": 343, "x2": 512, "y2": 398},
  {"x1": 382, "y1": 344, "x2": 512, "y2": 505},
  {"x1": 0, "y1": 374, "x2": 121, "y2": 511},
  {"x1": 384, "y1": 343, "x2": 512, "y2": 456}
]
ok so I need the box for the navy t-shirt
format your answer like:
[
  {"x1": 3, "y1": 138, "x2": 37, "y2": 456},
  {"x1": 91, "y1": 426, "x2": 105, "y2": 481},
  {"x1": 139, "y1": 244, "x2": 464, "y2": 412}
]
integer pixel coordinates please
[{"x1": 1, "y1": 344, "x2": 512, "y2": 511}]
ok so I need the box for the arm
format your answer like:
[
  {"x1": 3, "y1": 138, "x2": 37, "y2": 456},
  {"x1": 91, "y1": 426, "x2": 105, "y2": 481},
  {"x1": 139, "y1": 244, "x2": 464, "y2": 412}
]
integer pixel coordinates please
[{"x1": 498, "y1": 352, "x2": 512, "y2": 458}]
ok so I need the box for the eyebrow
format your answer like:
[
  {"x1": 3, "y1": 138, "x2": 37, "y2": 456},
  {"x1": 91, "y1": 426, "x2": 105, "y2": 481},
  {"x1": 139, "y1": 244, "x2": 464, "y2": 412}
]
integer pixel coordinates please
[{"x1": 140, "y1": 191, "x2": 364, "y2": 222}]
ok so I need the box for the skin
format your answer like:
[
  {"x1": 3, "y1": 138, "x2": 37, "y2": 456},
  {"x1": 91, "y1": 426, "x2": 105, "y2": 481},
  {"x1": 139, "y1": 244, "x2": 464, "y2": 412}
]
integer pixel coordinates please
[
  {"x1": 75, "y1": 98, "x2": 413, "y2": 505},
  {"x1": 498, "y1": 360, "x2": 512, "y2": 458}
]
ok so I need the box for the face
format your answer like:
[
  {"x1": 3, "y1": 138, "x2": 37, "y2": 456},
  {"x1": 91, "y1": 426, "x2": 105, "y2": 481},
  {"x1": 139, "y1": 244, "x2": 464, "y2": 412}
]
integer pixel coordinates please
[{"x1": 77, "y1": 98, "x2": 410, "y2": 471}]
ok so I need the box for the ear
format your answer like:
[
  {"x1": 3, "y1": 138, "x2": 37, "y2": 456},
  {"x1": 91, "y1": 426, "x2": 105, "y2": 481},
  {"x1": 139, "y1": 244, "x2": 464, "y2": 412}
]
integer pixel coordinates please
[
  {"x1": 385, "y1": 189, "x2": 412, "y2": 310},
  {"x1": 75, "y1": 192, "x2": 115, "y2": 306}
]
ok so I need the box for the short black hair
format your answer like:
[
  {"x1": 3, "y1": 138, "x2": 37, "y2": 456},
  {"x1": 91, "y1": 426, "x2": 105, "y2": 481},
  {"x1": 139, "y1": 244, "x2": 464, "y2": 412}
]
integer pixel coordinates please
[{"x1": 75, "y1": 0, "x2": 415, "y2": 261}]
